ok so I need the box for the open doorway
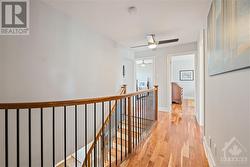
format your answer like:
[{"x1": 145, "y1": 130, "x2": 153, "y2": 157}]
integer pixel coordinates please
[
  {"x1": 170, "y1": 54, "x2": 196, "y2": 112},
  {"x1": 135, "y1": 58, "x2": 154, "y2": 90}
]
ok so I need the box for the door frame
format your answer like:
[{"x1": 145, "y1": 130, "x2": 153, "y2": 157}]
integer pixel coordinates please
[
  {"x1": 135, "y1": 57, "x2": 155, "y2": 89},
  {"x1": 166, "y1": 51, "x2": 197, "y2": 113}
]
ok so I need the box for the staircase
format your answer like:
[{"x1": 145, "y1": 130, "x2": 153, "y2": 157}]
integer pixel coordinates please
[
  {"x1": 102, "y1": 116, "x2": 154, "y2": 167},
  {"x1": 0, "y1": 85, "x2": 158, "y2": 167},
  {"x1": 82, "y1": 85, "x2": 158, "y2": 167}
]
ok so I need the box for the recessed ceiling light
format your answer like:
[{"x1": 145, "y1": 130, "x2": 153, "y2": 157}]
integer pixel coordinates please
[{"x1": 128, "y1": 6, "x2": 137, "y2": 15}]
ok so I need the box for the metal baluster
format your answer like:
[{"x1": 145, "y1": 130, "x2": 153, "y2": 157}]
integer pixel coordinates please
[
  {"x1": 146, "y1": 94, "x2": 147, "y2": 127},
  {"x1": 28, "y1": 109, "x2": 31, "y2": 167},
  {"x1": 144, "y1": 95, "x2": 146, "y2": 130},
  {"x1": 134, "y1": 97, "x2": 137, "y2": 145},
  {"x1": 120, "y1": 99, "x2": 123, "y2": 161},
  {"x1": 102, "y1": 102, "x2": 104, "y2": 167},
  {"x1": 145, "y1": 95, "x2": 146, "y2": 129},
  {"x1": 137, "y1": 95, "x2": 141, "y2": 144},
  {"x1": 52, "y1": 107, "x2": 55, "y2": 167},
  {"x1": 124, "y1": 98, "x2": 127, "y2": 156},
  {"x1": 132, "y1": 96, "x2": 135, "y2": 149},
  {"x1": 142, "y1": 95, "x2": 144, "y2": 134},
  {"x1": 142, "y1": 95, "x2": 144, "y2": 133},
  {"x1": 85, "y1": 105, "x2": 88, "y2": 167},
  {"x1": 94, "y1": 103, "x2": 97, "y2": 167},
  {"x1": 139, "y1": 95, "x2": 142, "y2": 140},
  {"x1": 5, "y1": 109, "x2": 8, "y2": 167},
  {"x1": 136, "y1": 97, "x2": 139, "y2": 145},
  {"x1": 144, "y1": 94, "x2": 146, "y2": 129},
  {"x1": 137, "y1": 96, "x2": 140, "y2": 142},
  {"x1": 140, "y1": 95, "x2": 142, "y2": 140},
  {"x1": 75, "y1": 105, "x2": 78, "y2": 167},
  {"x1": 40, "y1": 108, "x2": 43, "y2": 167},
  {"x1": 16, "y1": 109, "x2": 20, "y2": 167},
  {"x1": 146, "y1": 94, "x2": 147, "y2": 128},
  {"x1": 128, "y1": 97, "x2": 132, "y2": 154},
  {"x1": 142, "y1": 95, "x2": 144, "y2": 135},
  {"x1": 109, "y1": 101, "x2": 111, "y2": 167},
  {"x1": 142, "y1": 94, "x2": 145, "y2": 131},
  {"x1": 134, "y1": 96, "x2": 138, "y2": 146},
  {"x1": 142, "y1": 95, "x2": 144, "y2": 131},
  {"x1": 115, "y1": 100, "x2": 118, "y2": 165},
  {"x1": 64, "y1": 106, "x2": 66, "y2": 167},
  {"x1": 96, "y1": 137, "x2": 98, "y2": 167}
]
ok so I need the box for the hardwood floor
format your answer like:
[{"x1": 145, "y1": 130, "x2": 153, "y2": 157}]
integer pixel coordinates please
[{"x1": 122, "y1": 100, "x2": 209, "y2": 167}]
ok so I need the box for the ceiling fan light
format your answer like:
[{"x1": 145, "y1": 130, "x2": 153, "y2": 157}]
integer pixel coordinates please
[{"x1": 148, "y1": 44, "x2": 157, "y2": 49}]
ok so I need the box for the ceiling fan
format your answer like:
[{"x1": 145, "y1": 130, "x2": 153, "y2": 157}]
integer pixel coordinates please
[
  {"x1": 131, "y1": 34, "x2": 179, "y2": 49},
  {"x1": 136, "y1": 59, "x2": 152, "y2": 67},
  {"x1": 139, "y1": 60, "x2": 152, "y2": 67}
]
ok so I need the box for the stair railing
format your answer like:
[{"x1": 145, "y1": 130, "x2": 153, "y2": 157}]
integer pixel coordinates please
[
  {"x1": 82, "y1": 85, "x2": 158, "y2": 167},
  {"x1": 83, "y1": 85, "x2": 127, "y2": 167},
  {"x1": 0, "y1": 85, "x2": 158, "y2": 167}
]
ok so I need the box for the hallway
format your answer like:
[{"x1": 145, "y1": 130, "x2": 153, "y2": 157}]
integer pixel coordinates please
[
  {"x1": 1, "y1": 0, "x2": 249, "y2": 166},
  {"x1": 123, "y1": 100, "x2": 209, "y2": 167}
]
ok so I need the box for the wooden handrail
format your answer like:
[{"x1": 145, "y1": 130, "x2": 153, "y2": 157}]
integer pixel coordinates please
[
  {"x1": 0, "y1": 88, "x2": 154, "y2": 109},
  {"x1": 1, "y1": 85, "x2": 158, "y2": 167}
]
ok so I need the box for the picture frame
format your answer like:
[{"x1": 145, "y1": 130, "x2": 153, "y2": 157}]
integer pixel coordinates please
[
  {"x1": 207, "y1": 0, "x2": 250, "y2": 75},
  {"x1": 122, "y1": 65, "x2": 125, "y2": 78},
  {"x1": 179, "y1": 70, "x2": 194, "y2": 81}
]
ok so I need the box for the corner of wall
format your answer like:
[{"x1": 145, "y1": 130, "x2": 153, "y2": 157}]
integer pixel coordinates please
[{"x1": 203, "y1": 136, "x2": 217, "y2": 167}]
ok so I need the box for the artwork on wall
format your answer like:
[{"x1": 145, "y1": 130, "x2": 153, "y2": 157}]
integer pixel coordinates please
[
  {"x1": 207, "y1": 0, "x2": 250, "y2": 75},
  {"x1": 179, "y1": 70, "x2": 194, "y2": 81},
  {"x1": 122, "y1": 65, "x2": 125, "y2": 78}
]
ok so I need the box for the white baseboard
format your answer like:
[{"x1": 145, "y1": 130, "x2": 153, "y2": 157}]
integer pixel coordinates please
[
  {"x1": 183, "y1": 96, "x2": 195, "y2": 100},
  {"x1": 203, "y1": 137, "x2": 216, "y2": 167},
  {"x1": 158, "y1": 106, "x2": 170, "y2": 112}
]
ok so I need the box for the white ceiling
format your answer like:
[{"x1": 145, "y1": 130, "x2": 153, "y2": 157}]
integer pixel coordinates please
[{"x1": 42, "y1": 0, "x2": 211, "y2": 50}]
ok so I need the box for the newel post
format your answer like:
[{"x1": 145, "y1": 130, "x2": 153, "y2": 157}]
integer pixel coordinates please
[
  {"x1": 154, "y1": 85, "x2": 159, "y2": 121},
  {"x1": 121, "y1": 84, "x2": 127, "y2": 94},
  {"x1": 128, "y1": 96, "x2": 132, "y2": 153}
]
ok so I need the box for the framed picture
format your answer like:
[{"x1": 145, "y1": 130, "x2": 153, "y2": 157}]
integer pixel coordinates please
[
  {"x1": 207, "y1": 0, "x2": 250, "y2": 75},
  {"x1": 179, "y1": 70, "x2": 194, "y2": 81},
  {"x1": 122, "y1": 65, "x2": 125, "y2": 78}
]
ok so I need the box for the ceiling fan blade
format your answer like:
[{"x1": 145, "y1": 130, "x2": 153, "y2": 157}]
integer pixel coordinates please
[
  {"x1": 158, "y1": 38, "x2": 179, "y2": 45},
  {"x1": 130, "y1": 44, "x2": 149, "y2": 48}
]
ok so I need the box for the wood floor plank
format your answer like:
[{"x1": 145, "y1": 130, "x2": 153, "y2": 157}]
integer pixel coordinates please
[{"x1": 123, "y1": 100, "x2": 209, "y2": 167}]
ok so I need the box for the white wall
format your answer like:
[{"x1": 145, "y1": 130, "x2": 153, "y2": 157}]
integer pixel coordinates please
[
  {"x1": 171, "y1": 55, "x2": 195, "y2": 99},
  {"x1": 120, "y1": 49, "x2": 135, "y2": 92},
  {"x1": 205, "y1": 57, "x2": 250, "y2": 167},
  {"x1": 203, "y1": 28, "x2": 250, "y2": 167},
  {"x1": 122, "y1": 58, "x2": 135, "y2": 92},
  {"x1": 135, "y1": 42, "x2": 197, "y2": 111},
  {"x1": 0, "y1": 2, "x2": 124, "y2": 103},
  {"x1": 0, "y1": 0, "x2": 134, "y2": 166}
]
